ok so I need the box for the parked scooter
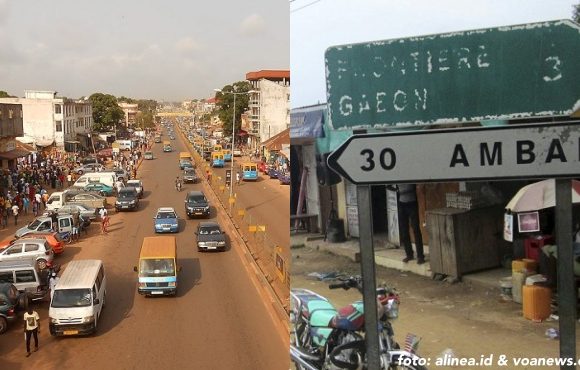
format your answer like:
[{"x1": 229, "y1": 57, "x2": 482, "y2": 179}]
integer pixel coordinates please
[{"x1": 290, "y1": 275, "x2": 426, "y2": 370}]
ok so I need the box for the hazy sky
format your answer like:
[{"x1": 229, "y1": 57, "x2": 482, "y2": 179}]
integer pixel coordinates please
[
  {"x1": 0, "y1": 0, "x2": 289, "y2": 101},
  {"x1": 290, "y1": 0, "x2": 579, "y2": 108}
]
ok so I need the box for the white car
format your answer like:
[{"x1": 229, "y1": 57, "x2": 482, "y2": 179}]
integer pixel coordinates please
[
  {"x1": 233, "y1": 149, "x2": 242, "y2": 157},
  {"x1": 126, "y1": 180, "x2": 144, "y2": 198},
  {"x1": 0, "y1": 239, "x2": 54, "y2": 270}
]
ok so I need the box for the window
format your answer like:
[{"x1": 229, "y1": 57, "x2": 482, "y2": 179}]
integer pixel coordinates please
[
  {"x1": 0, "y1": 272, "x2": 14, "y2": 283},
  {"x1": 24, "y1": 243, "x2": 39, "y2": 252},
  {"x1": 15, "y1": 270, "x2": 36, "y2": 283},
  {"x1": 5, "y1": 245, "x2": 21, "y2": 255},
  {"x1": 55, "y1": 105, "x2": 62, "y2": 114},
  {"x1": 56, "y1": 121, "x2": 62, "y2": 132}
]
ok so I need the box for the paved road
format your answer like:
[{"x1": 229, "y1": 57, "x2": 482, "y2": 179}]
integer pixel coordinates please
[{"x1": 0, "y1": 136, "x2": 288, "y2": 369}]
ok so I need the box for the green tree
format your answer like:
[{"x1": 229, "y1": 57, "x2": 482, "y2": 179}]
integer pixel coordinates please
[
  {"x1": 89, "y1": 93, "x2": 124, "y2": 132},
  {"x1": 574, "y1": 2, "x2": 580, "y2": 22},
  {"x1": 0, "y1": 91, "x2": 15, "y2": 98},
  {"x1": 135, "y1": 111, "x2": 155, "y2": 129},
  {"x1": 215, "y1": 81, "x2": 253, "y2": 137}
]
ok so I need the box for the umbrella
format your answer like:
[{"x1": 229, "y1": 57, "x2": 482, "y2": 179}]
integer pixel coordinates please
[{"x1": 505, "y1": 179, "x2": 580, "y2": 212}]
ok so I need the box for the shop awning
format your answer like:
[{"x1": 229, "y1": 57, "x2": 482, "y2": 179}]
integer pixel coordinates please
[
  {"x1": 0, "y1": 148, "x2": 33, "y2": 160},
  {"x1": 35, "y1": 139, "x2": 55, "y2": 147},
  {"x1": 261, "y1": 128, "x2": 289, "y2": 151},
  {"x1": 290, "y1": 105, "x2": 325, "y2": 140}
]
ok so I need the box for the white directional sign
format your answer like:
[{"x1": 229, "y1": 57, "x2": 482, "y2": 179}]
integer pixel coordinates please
[{"x1": 327, "y1": 122, "x2": 580, "y2": 185}]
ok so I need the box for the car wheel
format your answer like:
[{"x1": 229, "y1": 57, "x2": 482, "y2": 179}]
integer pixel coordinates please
[
  {"x1": 37, "y1": 259, "x2": 48, "y2": 270},
  {"x1": 78, "y1": 170, "x2": 84, "y2": 175},
  {"x1": 0, "y1": 317, "x2": 7, "y2": 334}
]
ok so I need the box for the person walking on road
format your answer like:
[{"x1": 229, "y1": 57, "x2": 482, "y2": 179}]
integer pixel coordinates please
[
  {"x1": 236, "y1": 171, "x2": 241, "y2": 185},
  {"x1": 12, "y1": 203, "x2": 19, "y2": 226},
  {"x1": 99, "y1": 208, "x2": 109, "y2": 234},
  {"x1": 23, "y1": 307, "x2": 40, "y2": 357}
]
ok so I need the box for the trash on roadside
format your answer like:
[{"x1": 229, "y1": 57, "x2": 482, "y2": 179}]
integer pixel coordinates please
[
  {"x1": 306, "y1": 271, "x2": 340, "y2": 281},
  {"x1": 437, "y1": 348, "x2": 457, "y2": 362},
  {"x1": 545, "y1": 328, "x2": 559, "y2": 339}
]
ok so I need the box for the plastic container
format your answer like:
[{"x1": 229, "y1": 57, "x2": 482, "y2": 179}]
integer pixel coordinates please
[
  {"x1": 512, "y1": 259, "x2": 538, "y2": 273},
  {"x1": 524, "y1": 235, "x2": 554, "y2": 262},
  {"x1": 523, "y1": 285, "x2": 552, "y2": 321},
  {"x1": 525, "y1": 274, "x2": 547, "y2": 286},
  {"x1": 499, "y1": 277, "x2": 513, "y2": 296},
  {"x1": 512, "y1": 271, "x2": 529, "y2": 304}
]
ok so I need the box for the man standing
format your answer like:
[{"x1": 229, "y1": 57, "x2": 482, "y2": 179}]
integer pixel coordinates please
[
  {"x1": 11, "y1": 203, "x2": 19, "y2": 226},
  {"x1": 396, "y1": 184, "x2": 425, "y2": 265},
  {"x1": 23, "y1": 307, "x2": 40, "y2": 357}
]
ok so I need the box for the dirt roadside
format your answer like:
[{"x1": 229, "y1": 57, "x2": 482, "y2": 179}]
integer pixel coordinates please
[{"x1": 291, "y1": 245, "x2": 580, "y2": 370}]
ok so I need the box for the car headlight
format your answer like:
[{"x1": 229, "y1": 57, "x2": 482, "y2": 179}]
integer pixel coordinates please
[
  {"x1": 138, "y1": 282, "x2": 147, "y2": 288},
  {"x1": 50, "y1": 317, "x2": 58, "y2": 324},
  {"x1": 204, "y1": 206, "x2": 209, "y2": 211},
  {"x1": 82, "y1": 315, "x2": 95, "y2": 323},
  {"x1": 198, "y1": 242, "x2": 206, "y2": 247},
  {"x1": 130, "y1": 200, "x2": 136, "y2": 204},
  {"x1": 218, "y1": 241, "x2": 226, "y2": 246},
  {"x1": 168, "y1": 282, "x2": 176, "y2": 287}
]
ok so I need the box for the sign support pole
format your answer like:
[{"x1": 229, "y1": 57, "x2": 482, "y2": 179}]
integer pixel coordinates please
[
  {"x1": 555, "y1": 179, "x2": 576, "y2": 369},
  {"x1": 356, "y1": 185, "x2": 380, "y2": 370}
]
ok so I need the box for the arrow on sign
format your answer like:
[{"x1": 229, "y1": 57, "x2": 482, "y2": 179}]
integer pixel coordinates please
[{"x1": 327, "y1": 122, "x2": 580, "y2": 185}]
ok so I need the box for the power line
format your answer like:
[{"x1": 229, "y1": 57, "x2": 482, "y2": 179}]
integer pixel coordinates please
[{"x1": 290, "y1": 0, "x2": 322, "y2": 13}]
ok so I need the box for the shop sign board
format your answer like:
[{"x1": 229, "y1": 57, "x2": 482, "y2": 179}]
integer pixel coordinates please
[
  {"x1": 325, "y1": 20, "x2": 580, "y2": 130},
  {"x1": 327, "y1": 122, "x2": 580, "y2": 185}
]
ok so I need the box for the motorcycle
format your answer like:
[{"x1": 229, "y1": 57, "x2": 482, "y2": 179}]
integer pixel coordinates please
[{"x1": 290, "y1": 275, "x2": 426, "y2": 370}]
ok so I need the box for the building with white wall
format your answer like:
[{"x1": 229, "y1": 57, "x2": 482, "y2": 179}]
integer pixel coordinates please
[
  {"x1": 0, "y1": 90, "x2": 93, "y2": 151},
  {"x1": 119, "y1": 102, "x2": 138, "y2": 127},
  {"x1": 246, "y1": 70, "x2": 290, "y2": 148}
]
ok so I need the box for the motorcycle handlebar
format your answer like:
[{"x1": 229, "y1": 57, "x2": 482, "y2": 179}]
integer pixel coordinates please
[{"x1": 329, "y1": 282, "x2": 347, "y2": 290}]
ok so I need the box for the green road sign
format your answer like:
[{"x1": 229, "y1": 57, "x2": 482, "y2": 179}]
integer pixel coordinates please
[{"x1": 325, "y1": 20, "x2": 580, "y2": 130}]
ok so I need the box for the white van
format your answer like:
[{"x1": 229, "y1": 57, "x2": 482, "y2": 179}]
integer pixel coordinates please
[
  {"x1": 72, "y1": 172, "x2": 116, "y2": 188},
  {"x1": 114, "y1": 140, "x2": 132, "y2": 151},
  {"x1": 48, "y1": 259, "x2": 106, "y2": 336}
]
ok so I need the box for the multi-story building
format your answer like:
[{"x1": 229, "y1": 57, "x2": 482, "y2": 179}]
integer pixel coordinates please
[
  {"x1": 119, "y1": 102, "x2": 138, "y2": 127},
  {"x1": 0, "y1": 103, "x2": 26, "y2": 168},
  {"x1": 246, "y1": 70, "x2": 290, "y2": 149},
  {"x1": 0, "y1": 90, "x2": 93, "y2": 151}
]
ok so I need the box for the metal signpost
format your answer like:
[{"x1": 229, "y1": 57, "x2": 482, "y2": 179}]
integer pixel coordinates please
[
  {"x1": 327, "y1": 122, "x2": 580, "y2": 184},
  {"x1": 325, "y1": 20, "x2": 580, "y2": 370},
  {"x1": 325, "y1": 20, "x2": 580, "y2": 130}
]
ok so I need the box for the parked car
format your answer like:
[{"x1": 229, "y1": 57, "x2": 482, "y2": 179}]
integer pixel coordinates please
[
  {"x1": 233, "y1": 149, "x2": 242, "y2": 157},
  {"x1": 0, "y1": 283, "x2": 24, "y2": 334},
  {"x1": 68, "y1": 192, "x2": 106, "y2": 210},
  {"x1": 73, "y1": 163, "x2": 104, "y2": 175},
  {"x1": 153, "y1": 207, "x2": 179, "y2": 233},
  {"x1": 126, "y1": 180, "x2": 144, "y2": 198},
  {"x1": 112, "y1": 168, "x2": 128, "y2": 182},
  {"x1": 0, "y1": 239, "x2": 54, "y2": 270},
  {"x1": 278, "y1": 171, "x2": 290, "y2": 185},
  {"x1": 267, "y1": 167, "x2": 279, "y2": 179},
  {"x1": 15, "y1": 215, "x2": 74, "y2": 238},
  {"x1": 83, "y1": 182, "x2": 115, "y2": 196},
  {"x1": 195, "y1": 222, "x2": 227, "y2": 252},
  {"x1": 184, "y1": 191, "x2": 210, "y2": 218},
  {"x1": 183, "y1": 168, "x2": 198, "y2": 183},
  {"x1": 1, "y1": 232, "x2": 66, "y2": 256},
  {"x1": 115, "y1": 188, "x2": 139, "y2": 211},
  {"x1": 144, "y1": 151, "x2": 154, "y2": 160},
  {"x1": 49, "y1": 204, "x2": 97, "y2": 220}
]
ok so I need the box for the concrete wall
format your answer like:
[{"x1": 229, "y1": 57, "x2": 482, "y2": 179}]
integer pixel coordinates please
[{"x1": 258, "y1": 79, "x2": 290, "y2": 143}]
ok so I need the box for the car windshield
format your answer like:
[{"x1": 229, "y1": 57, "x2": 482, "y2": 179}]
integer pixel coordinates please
[
  {"x1": 127, "y1": 182, "x2": 140, "y2": 187},
  {"x1": 188, "y1": 195, "x2": 206, "y2": 204},
  {"x1": 28, "y1": 219, "x2": 42, "y2": 228},
  {"x1": 199, "y1": 225, "x2": 221, "y2": 235},
  {"x1": 118, "y1": 192, "x2": 135, "y2": 199},
  {"x1": 185, "y1": 170, "x2": 195, "y2": 175},
  {"x1": 51, "y1": 289, "x2": 92, "y2": 308},
  {"x1": 156, "y1": 212, "x2": 176, "y2": 219},
  {"x1": 139, "y1": 258, "x2": 175, "y2": 277}
]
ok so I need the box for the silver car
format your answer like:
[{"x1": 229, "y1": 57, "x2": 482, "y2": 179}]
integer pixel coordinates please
[
  {"x1": 74, "y1": 163, "x2": 104, "y2": 175},
  {"x1": 46, "y1": 204, "x2": 97, "y2": 220},
  {"x1": 0, "y1": 239, "x2": 54, "y2": 270}
]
